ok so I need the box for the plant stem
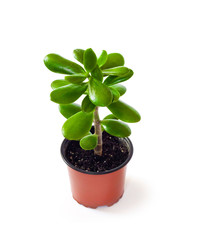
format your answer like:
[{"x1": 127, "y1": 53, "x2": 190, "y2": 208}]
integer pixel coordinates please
[{"x1": 94, "y1": 107, "x2": 103, "y2": 156}]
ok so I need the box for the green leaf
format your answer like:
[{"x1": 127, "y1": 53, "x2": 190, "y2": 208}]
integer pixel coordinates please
[
  {"x1": 91, "y1": 65, "x2": 103, "y2": 82},
  {"x1": 80, "y1": 134, "x2": 98, "y2": 150},
  {"x1": 50, "y1": 83, "x2": 87, "y2": 104},
  {"x1": 81, "y1": 95, "x2": 96, "y2": 112},
  {"x1": 110, "y1": 84, "x2": 126, "y2": 96},
  {"x1": 65, "y1": 73, "x2": 87, "y2": 84},
  {"x1": 83, "y1": 48, "x2": 97, "y2": 72},
  {"x1": 103, "y1": 114, "x2": 118, "y2": 120},
  {"x1": 101, "y1": 53, "x2": 124, "y2": 69},
  {"x1": 84, "y1": 89, "x2": 89, "y2": 95},
  {"x1": 73, "y1": 49, "x2": 85, "y2": 64},
  {"x1": 104, "y1": 69, "x2": 134, "y2": 85},
  {"x1": 88, "y1": 78, "x2": 112, "y2": 106},
  {"x1": 62, "y1": 111, "x2": 93, "y2": 140},
  {"x1": 102, "y1": 114, "x2": 118, "y2": 131},
  {"x1": 108, "y1": 100, "x2": 141, "y2": 123},
  {"x1": 44, "y1": 53, "x2": 85, "y2": 74},
  {"x1": 109, "y1": 87, "x2": 120, "y2": 102},
  {"x1": 101, "y1": 119, "x2": 131, "y2": 138},
  {"x1": 97, "y1": 50, "x2": 108, "y2": 68},
  {"x1": 102, "y1": 67, "x2": 129, "y2": 76},
  {"x1": 59, "y1": 103, "x2": 81, "y2": 118},
  {"x1": 51, "y1": 79, "x2": 70, "y2": 90}
]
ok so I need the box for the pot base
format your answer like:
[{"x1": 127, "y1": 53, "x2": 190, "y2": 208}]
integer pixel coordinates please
[{"x1": 73, "y1": 192, "x2": 124, "y2": 209}]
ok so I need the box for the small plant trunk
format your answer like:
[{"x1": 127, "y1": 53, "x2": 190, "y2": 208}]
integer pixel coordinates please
[{"x1": 94, "y1": 107, "x2": 103, "y2": 156}]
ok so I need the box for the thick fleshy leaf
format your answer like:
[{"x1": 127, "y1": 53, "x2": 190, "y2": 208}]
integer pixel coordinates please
[
  {"x1": 51, "y1": 79, "x2": 70, "y2": 89},
  {"x1": 80, "y1": 134, "x2": 98, "y2": 150},
  {"x1": 108, "y1": 100, "x2": 141, "y2": 123},
  {"x1": 83, "y1": 48, "x2": 97, "y2": 72},
  {"x1": 73, "y1": 49, "x2": 85, "y2": 64},
  {"x1": 50, "y1": 83, "x2": 87, "y2": 104},
  {"x1": 101, "y1": 119, "x2": 131, "y2": 138},
  {"x1": 109, "y1": 87, "x2": 120, "y2": 102},
  {"x1": 65, "y1": 73, "x2": 88, "y2": 84},
  {"x1": 101, "y1": 53, "x2": 124, "y2": 69},
  {"x1": 59, "y1": 103, "x2": 81, "y2": 118},
  {"x1": 110, "y1": 84, "x2": 126, "y2": 96},
  {"x1": 81, "y1": 95, "x2": 96, "y2": 112},
  {"x1": 97, "y1": 50, "x2": 108, "y2": 68},
  {"x1": 62, "y1": 111, "x2": 93, "y2": 140},
  {"x1": 84, "y1": 89, "x2": 89, "y2": 95},
  {"x1": 104, "y1": 69, "x2": 134, "y2": 85},
  {"x1": 103, "y1": 114, "x2": 118, "y2": 120},
  {"x1": 44, "y1": 53, "x2": 85, "y2": 74},
  {"x1": 102, "y1": 67, "x2": 129, "y2": 76},
  {"x1": 88, "y1": 78, "x2": 112, "y2": 106},
  {"x1": 91, "y1": 65, "x2": 103, "y2": 82},
  {"x1": 101, "y1": 114, "x2": 117, "y2": 131}
]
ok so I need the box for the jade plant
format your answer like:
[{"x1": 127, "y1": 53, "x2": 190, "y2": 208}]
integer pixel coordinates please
[{"x1": 44, "y1": 48, "x2": 141, "y2": 156}]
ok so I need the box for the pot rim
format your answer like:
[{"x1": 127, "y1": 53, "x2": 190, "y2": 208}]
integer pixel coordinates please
[{"x1": 60, "y1": 137, "x2": 133, "y2": 175}]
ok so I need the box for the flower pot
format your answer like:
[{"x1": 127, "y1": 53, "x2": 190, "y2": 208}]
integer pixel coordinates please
[{"x1": 61, "y1": 137, "x2": 133, "y2": 208}]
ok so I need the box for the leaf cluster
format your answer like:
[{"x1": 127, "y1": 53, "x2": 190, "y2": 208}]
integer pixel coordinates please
[{"x1": 44, "y1": 48, "x2": 141, "y2": 150}]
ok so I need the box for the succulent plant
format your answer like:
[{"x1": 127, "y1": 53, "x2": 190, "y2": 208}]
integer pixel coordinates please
[{"x1": 44, "y1": 48, "x2": 141, "y2": 155}]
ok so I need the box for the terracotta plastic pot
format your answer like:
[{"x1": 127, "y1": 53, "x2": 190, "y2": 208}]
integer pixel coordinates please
[{"x1": 61, "y1": 137, "x2": 133, "y2": 208}]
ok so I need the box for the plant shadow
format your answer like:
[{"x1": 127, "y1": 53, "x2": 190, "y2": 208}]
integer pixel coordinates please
[{"x1": 96, "y1": 177, "x2": 149, "y2": 214}]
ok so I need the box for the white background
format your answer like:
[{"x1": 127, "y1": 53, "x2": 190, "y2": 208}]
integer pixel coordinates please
[{"x1": 0, "y1": 0, "x2": 199, "y2": 239}]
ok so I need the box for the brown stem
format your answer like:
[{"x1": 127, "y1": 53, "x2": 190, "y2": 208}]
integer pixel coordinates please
[{"x1": 94, "y1": 107, "x2": 102, "y2": 156}]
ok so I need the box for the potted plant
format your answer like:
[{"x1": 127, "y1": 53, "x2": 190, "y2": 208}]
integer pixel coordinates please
[{"x1": 43, "y1": 48, "x2": 141, "y2": 208}]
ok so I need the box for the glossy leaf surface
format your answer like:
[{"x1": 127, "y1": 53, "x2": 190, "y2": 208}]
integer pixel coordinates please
[
  {"x1": 80, "y1": 134, "x2": 98, "y2": 150},
  {"x1": 103, "y1": 114, "x2": 118, "y2": 120},
  {"x1": 81, "y1": 95, "x2": 96, "y2": 112},
  {"x1": 101, "y1": 113, "x2": 117, "y2": 131},
  {"x1": 62, "y1": 111, "x2": 93, "y2": 140},
  {"x1": 97, "y1": 50, "x2": 108, "y2": 68},
  {"x1": 101, "y1": 53, "x2": 124, "y2": 69},
  {"x1": 102, "y1": 67, "x2": 129, "y2": 76},
  {"x1": 65, "y1": 73, "x2": 87, "y2": 84},
  {"x1": 101, "y1": 119, "x2": 131, "y2": 138},
  {"x1": 108, "y1": 100, "x2": 141, "y2": 123},
  {"x1": 59, "y1": 103, "x2": 81, "y2": 118},
  {"x1": 91, "y1": 65, "x2": 103, "y2": 82},
  {"x1": 88, "y1": 78, "x2": 112, "y2": 106},
  {"x1": 110, "y1": 84, "x2": 126, "y2": 96},
  {"x1": 51, "y1": 80, "x2": 70, "y2": 90},
  {"x1": 104, "y1": 69, "x2": 134, "y2": 85},
  {"x1": 50, "y1": 83, "x2": 87, "y2": 104},
  {"x1": 73, "y1": 49, "x2": 85, "y2": 64},
  {"x1": 83, "y1": 48, "x2": 97, "y2": 72},
  {"x1": 109, "y1": 87, "x2": 120, "y2": 102},
  {"x1": 44, "y1": 54, "x2": 85, "y2": 74}
]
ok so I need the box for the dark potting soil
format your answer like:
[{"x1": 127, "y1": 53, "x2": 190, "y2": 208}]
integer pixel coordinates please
[{"x1": 65, "y1": 131, "x2": 129, "y2": 173}]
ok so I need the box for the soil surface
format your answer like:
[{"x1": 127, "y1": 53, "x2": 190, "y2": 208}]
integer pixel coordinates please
[{"x1": 65, "y1": 131, "x2": 129, "y2": 173}]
